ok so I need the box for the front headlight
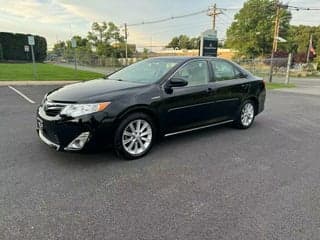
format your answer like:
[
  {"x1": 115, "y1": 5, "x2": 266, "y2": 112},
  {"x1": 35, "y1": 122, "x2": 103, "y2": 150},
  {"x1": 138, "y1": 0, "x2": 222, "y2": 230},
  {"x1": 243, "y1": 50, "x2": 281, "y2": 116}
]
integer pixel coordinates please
[{"x1": 60, "y1": 102, "x2": 111, "y2": 118}]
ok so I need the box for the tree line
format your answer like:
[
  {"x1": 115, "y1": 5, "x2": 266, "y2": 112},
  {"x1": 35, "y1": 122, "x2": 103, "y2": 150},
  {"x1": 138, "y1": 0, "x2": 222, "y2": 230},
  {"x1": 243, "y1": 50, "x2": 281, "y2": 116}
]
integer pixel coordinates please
[
  {"x1": 1, "y1": 0, "x2": 317, "y2": 65},
  {"x1": 225, "y1": 0, "x2": 318, "y2": 62},
  {"x1": 166, "y1": 0, "x2": 318, "y2": 63},
  {"x1": 53, "y1": 0, "x2": 317, "y2": 65},
  {"x1": 52, "y1": 22, "x2": 136, "y2": 66},
  {"x1": 0, "y1": 32, "x2": 47, "y2": 62}
]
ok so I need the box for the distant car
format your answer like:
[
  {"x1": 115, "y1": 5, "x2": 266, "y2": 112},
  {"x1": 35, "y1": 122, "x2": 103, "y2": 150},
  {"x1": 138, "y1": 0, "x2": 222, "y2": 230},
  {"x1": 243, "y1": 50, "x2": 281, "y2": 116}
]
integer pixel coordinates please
[{"x1": 36, "y1": 57, "x2": 266, "y2": 159}]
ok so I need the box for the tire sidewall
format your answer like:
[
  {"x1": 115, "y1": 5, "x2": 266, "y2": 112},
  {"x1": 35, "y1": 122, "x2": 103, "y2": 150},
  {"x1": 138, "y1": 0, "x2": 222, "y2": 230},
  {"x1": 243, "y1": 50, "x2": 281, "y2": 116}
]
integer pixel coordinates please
[
  {"x1": 236, "y1": 100, "x2": 256, "y2": 129},
  {"x1": 114, "y1": 113, "x2": 155, "y2": 160}
]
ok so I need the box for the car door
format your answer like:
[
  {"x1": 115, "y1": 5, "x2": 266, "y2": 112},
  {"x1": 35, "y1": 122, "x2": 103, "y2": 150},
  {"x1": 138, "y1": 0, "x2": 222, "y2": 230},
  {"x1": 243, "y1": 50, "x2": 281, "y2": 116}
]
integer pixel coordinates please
[
  {"x1": 160, "y1": 60, "x2": 213, "y2": 133},
  {"x1": 208, "y1": 59, "x2": 250, "y2": 119}
]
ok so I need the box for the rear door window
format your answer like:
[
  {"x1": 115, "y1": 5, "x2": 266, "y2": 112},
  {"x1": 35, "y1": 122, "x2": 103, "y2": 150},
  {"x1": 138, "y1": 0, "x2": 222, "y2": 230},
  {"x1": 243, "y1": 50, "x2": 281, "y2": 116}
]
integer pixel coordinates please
[{"x1": 210, "y1": 59, "x2": 240, "y2": 81}]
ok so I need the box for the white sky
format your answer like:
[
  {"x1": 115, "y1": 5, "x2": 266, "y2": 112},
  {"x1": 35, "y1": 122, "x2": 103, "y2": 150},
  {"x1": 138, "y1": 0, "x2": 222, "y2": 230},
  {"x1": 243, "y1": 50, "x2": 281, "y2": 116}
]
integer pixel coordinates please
[{"x1": 0, "y1": 0, "x2": 319, "y2": 50}]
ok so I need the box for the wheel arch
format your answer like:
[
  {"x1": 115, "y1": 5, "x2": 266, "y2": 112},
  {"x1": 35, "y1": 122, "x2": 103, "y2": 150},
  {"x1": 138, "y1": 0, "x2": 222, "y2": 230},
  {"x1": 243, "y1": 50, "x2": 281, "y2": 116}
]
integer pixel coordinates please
[
  {"x1": 115, "y1": 105, "x2": 160, "y2": 133},
  {"x1": 245, "y1": 96, "x2": 259, "y2": 115}
]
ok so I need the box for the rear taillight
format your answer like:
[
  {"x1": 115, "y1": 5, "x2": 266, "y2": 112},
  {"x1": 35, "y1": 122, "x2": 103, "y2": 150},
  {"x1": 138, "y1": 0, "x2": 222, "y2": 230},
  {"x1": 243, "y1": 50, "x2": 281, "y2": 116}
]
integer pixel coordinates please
[{"x1": 262, "y1": 80, "x2": 266, "y2": 88}]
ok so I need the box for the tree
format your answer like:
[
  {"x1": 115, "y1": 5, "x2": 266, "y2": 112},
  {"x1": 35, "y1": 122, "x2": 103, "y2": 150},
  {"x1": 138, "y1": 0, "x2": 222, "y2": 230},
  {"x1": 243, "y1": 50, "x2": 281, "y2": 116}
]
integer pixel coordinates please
[
  {"x1": 87, "y1": 22, "x2": 124, "y2": 57},
  {"x1": 166, "y1": 35, "x2": 200, "y2": 49},
  {"x1": 189, "y1": 37, "x2": 201, "y2": 49},
  {"x1": 52, "y1": 41, "x2": 66, "y2": 56},
  {"x1": 287, "y1": 25, "x2": 319, "y2": 57},
  {"x1": 142, "y1": 48, "x2": 150, "y2": 59},
  {"x1": 225, "y1": 0, "x2": 291, "y2": 58},
  {"x1": 72, "y1": 35, "x2": 90, "y2": 48}
]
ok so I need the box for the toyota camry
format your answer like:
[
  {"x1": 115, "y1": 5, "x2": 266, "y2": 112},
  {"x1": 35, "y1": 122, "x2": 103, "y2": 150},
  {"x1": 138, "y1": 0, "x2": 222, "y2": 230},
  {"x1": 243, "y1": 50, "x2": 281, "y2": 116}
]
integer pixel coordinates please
[{"x1": 36, "y1": 57, "x2": 266, "y2": 159}]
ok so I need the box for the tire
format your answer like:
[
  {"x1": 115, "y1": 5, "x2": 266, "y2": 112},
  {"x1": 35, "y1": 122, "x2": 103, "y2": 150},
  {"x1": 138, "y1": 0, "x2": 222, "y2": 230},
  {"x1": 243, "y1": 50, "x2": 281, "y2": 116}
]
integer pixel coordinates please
[
  {"x1": 114, "y1": 112, "x2": 155, "y2": 160},
  {"x1": 234, "y1": 100, "x2": 256, "y2": 129}
]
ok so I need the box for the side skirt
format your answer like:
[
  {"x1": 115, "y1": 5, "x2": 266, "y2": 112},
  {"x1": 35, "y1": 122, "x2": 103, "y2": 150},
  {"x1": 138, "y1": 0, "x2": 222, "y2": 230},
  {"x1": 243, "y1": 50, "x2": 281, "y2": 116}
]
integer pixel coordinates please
[{"x1": 164, "y1": 120, "x2": 234, "y2": 137}]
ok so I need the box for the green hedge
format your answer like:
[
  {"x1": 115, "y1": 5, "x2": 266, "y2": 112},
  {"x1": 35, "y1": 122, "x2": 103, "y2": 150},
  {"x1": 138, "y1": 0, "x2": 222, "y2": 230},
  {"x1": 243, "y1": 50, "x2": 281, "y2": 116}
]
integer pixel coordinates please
[{"x1": 0, "y1": 32, "x2": 47, "y2": 62}]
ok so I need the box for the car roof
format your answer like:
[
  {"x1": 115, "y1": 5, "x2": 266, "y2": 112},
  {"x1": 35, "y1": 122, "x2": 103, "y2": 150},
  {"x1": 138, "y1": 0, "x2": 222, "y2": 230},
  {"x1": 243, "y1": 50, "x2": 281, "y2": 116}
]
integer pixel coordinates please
[{"x1": 152, "y1": 56, "x2": 218, "y2": 61}]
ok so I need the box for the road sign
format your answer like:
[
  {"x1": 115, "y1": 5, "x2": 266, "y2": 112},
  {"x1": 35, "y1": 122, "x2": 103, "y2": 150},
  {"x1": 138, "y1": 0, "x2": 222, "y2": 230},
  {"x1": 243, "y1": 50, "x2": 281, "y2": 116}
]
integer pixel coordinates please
[
  {"x1": 27, "y1": 36, "x2": 37, "y2": 79},
  {"x1": 28, "y1": 36, "x2": 35, "y2": 46},
  {"x1": 24, "y1": 45, "x2": 30, "y2": 52},
  {"x1": 71, "y1": 38, "x2": 77, "y2": 48},
  {"x1": 200, "y1": 29, "x2": 218, "y2": 57}
]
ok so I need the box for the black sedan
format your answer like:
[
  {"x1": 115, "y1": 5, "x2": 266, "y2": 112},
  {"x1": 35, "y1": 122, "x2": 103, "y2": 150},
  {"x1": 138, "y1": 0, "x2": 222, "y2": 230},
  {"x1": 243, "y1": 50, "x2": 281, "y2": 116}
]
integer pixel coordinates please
[{"x1": 37, "y1": 57, "x2": 266, "y2": 159}]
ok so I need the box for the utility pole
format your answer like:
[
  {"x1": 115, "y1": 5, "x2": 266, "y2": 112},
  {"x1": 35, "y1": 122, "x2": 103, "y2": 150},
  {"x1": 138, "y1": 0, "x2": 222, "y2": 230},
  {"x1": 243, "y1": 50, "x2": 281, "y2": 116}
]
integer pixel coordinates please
[
  {"x1": 124, "y1": 23, "x2": 128, "y2": 66},
  {"x1": 268, "y1": 1, "x2": 281, "y2": 83},
  {"x1": 306, "y1": 33, "x2": 313, "y2": 63},
  {"x1": 285, "y1": 53, "x2": 292, "y2": 84},
  {"x1": 207, "y1": 3, "x2": 221, "y2": 30}
]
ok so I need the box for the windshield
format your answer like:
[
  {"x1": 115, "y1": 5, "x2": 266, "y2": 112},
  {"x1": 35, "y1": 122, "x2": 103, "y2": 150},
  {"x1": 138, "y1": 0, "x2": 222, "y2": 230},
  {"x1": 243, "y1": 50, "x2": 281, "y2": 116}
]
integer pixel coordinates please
[{"x1": 108, "y1": 58, "x2": 183, "y2": 84}]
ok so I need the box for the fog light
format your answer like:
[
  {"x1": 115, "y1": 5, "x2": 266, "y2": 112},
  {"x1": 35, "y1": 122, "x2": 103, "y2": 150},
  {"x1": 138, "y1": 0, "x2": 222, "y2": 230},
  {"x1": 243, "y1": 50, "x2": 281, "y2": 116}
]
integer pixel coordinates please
[{"x1": 64, "y1": 132, "x2": 90, "y2": 151}]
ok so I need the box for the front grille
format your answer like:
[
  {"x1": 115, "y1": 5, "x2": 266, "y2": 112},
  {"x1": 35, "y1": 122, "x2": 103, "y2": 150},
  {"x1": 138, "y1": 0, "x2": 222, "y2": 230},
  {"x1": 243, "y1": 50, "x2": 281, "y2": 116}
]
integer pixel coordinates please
[{"x1": 44, "y1": 101, "x2": 68, "y2": 117}]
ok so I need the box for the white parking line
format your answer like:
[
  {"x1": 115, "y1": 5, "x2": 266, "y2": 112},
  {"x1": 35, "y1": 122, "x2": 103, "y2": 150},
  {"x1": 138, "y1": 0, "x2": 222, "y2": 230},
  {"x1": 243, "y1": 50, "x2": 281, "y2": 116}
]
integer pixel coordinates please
[{"x1": 8, "y1": 86, "x2": 36, "y2": 104}]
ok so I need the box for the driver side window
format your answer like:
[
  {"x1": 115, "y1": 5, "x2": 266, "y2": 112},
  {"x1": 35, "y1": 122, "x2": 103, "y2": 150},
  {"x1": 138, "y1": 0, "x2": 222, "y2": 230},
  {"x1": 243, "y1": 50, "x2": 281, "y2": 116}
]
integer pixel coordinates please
[{"x1": 173, "y1": 61, "x2": 209, "y2": 87}]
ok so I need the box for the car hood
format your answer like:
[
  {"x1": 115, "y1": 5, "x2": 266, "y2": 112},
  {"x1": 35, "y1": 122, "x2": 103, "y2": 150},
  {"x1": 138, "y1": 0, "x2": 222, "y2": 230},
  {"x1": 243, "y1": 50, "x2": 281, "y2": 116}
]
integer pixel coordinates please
[{"x1": 47, "y1": 79, "x2": 144, "y2": 102}]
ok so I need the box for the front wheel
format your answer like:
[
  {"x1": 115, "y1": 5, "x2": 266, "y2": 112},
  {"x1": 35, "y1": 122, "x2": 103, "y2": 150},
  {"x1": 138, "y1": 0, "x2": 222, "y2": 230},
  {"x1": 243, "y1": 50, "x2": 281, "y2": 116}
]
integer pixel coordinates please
[
  {"x1": 114, "y1": 113, "x2": 155, "y2": 160},
  {"x1": 234, "y1": 100, "x2": 256, "y2": 129}
]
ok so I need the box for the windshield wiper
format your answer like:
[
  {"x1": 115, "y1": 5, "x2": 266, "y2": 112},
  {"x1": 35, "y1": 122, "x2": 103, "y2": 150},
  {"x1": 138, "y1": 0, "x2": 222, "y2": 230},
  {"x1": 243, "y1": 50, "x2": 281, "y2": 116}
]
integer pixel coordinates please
[{"x1": 106, "y1": 78, "x2": 124, "y2": 82}]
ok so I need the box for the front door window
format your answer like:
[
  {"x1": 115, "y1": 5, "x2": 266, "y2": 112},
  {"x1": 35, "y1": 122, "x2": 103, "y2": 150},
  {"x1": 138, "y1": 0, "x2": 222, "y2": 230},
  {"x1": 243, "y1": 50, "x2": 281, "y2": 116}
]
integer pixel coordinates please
[{"x1": 173, "y1": 61, "x2": 209, "y2": 87}]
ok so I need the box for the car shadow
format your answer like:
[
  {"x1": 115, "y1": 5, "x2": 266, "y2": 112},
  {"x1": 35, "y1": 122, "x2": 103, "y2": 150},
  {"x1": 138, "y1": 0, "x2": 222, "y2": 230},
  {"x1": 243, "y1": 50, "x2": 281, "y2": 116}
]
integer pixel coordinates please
[{"x1": 43, "y1": 121, "x2": 262, "y2": 167}]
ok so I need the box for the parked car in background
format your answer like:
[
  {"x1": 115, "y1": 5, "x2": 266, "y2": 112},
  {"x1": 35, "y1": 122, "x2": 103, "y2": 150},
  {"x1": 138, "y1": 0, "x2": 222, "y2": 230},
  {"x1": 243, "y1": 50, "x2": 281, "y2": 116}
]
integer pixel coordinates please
[{"x1": 36, "y1": 57, "x2": 266, "y2": 159}]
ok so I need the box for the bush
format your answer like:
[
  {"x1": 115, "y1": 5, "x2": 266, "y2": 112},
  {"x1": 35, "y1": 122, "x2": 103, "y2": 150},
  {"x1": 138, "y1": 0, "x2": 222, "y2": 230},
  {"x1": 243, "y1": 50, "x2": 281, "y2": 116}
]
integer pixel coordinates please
[
  {"x1": 0, "y1": 32, "x2": 47, "y2": 62},
  {"x1": 0, "y1": 43, "x2": 3, "y2": 60},
  {"x1": 302, "y1": 63, "x2": 316, "y2": 71}
]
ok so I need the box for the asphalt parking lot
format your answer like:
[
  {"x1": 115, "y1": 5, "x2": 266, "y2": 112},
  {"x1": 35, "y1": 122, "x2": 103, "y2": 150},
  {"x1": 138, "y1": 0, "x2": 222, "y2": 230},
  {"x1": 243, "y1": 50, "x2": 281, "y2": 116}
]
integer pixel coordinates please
[{"x1": 1, "y1": 85, "x2": 320, "y2": 240}]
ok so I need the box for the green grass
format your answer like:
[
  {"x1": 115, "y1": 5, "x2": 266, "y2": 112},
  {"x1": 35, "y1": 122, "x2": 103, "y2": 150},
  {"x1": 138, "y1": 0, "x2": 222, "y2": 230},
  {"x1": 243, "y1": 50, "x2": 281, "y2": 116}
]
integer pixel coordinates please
[
  {"x1": 266, "y1": 82, "x2": 296, "y2": 90},
  {"x1": 0, "y1": 63, "x2": 104, "y2": 81}
]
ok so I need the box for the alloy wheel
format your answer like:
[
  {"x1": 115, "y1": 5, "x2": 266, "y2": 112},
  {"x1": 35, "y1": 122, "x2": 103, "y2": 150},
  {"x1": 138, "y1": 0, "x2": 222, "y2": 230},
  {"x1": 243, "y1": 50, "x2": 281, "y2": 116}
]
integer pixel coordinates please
[
  {"x1": 241, "y1": 103, "x2": 254, "y2": 127},
  {"x1": 122, "y1": 119, "x2": 153, "y2": 156}
]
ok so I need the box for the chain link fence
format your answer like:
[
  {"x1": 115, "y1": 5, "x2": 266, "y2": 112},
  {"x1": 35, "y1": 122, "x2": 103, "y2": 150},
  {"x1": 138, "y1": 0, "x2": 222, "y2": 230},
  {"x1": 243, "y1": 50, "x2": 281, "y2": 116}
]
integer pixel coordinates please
[
  {"x1": 47, "y1": 49, "x2": 319, "y2": 79},
  {"x1": 234, "y1": 58, "x2": 288, "y2": 79},
  {"x1": 235, "y1": 57, "x2": 319, "y2": 81}
]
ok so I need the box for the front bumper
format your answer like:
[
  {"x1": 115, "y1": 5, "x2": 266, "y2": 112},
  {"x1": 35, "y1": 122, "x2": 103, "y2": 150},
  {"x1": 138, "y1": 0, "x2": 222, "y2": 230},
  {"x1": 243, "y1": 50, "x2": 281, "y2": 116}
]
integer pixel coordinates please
[
  {"x1": 38, "y1": 129, "x2": 60, "y2": 150},
  {"x1": 36, "y1": 107, "x2": 115, "y2": 151},
  {"x1": 257, "y1": 89, "x2": 266, "y2": 115}
]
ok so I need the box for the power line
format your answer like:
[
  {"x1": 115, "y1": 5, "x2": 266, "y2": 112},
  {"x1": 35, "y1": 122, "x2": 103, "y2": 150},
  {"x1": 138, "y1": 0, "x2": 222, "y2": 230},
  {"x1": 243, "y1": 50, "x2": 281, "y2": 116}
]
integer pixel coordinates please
[
  {"x1": 126, "y1": 6, "x2": 242, "y2": 28},
  {"x1": 288, "y1": 5, "x2": 320, "y2": 11},
  {"x1": 127, "y1": 9, "x2": 208, "y2": 27}
]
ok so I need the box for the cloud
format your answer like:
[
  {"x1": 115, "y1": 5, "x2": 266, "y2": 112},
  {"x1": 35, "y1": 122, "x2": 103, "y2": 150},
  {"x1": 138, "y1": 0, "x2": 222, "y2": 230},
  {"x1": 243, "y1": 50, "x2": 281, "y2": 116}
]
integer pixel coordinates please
[
  {"x1": 53, "y1": 0, "x2": 105, "y2": 22},
  {"x1": 0, "y1": 0, "x2": 319, "y2": 50},
  {"x1": 0, "y1": 0, "x2": 83, "y2": 24}
]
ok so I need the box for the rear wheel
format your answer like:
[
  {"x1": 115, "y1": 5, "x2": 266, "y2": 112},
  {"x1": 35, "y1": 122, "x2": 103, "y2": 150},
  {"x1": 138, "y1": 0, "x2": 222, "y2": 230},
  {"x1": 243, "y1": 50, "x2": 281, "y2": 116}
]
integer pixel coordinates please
[
  {"x1": 234, "y1": 100, "x2": 255, "y2": 129},
  {"x1": 114, "y1": 113, "x2": 155, "y2": 160}
]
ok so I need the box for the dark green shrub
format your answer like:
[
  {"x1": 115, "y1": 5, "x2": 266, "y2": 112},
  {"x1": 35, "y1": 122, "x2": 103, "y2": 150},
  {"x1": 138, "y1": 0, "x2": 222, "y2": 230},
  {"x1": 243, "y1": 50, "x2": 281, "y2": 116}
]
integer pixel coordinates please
[{"x1": 0, "y1": 32, "x2": 47, "y2": 62}]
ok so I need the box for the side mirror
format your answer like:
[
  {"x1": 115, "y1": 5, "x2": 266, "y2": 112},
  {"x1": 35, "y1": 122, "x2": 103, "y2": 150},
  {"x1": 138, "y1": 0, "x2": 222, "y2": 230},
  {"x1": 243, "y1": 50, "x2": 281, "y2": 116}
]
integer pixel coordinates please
[
  {"x1": 237, "y1": 72, "x2": 248, "y2": 78},
  {"x1": 165, "y1": 77, "x2": 188, "y2": 93},
  {"x1": 169, "y1": 77, "x2": 188, "y2": 87}
]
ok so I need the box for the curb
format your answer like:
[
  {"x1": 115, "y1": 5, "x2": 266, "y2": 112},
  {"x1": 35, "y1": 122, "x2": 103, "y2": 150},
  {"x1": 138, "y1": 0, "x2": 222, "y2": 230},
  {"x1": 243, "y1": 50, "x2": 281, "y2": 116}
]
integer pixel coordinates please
[
  {"x1": 0, "y1": 81, "x2": 79, "y2": 86},
  {"x1": 273, "y1": 88, "x2": 320, "y2": 97}
]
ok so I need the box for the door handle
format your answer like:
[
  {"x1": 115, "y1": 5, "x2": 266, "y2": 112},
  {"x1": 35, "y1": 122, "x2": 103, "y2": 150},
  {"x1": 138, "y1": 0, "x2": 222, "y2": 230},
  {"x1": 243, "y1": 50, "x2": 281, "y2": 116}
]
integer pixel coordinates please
[
  {"x1": 241, "y1": 84, "x2": 249, "y2": 89},
  {"x1": 207, "y1": 87, "x2": 213, "y2": 93}
]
